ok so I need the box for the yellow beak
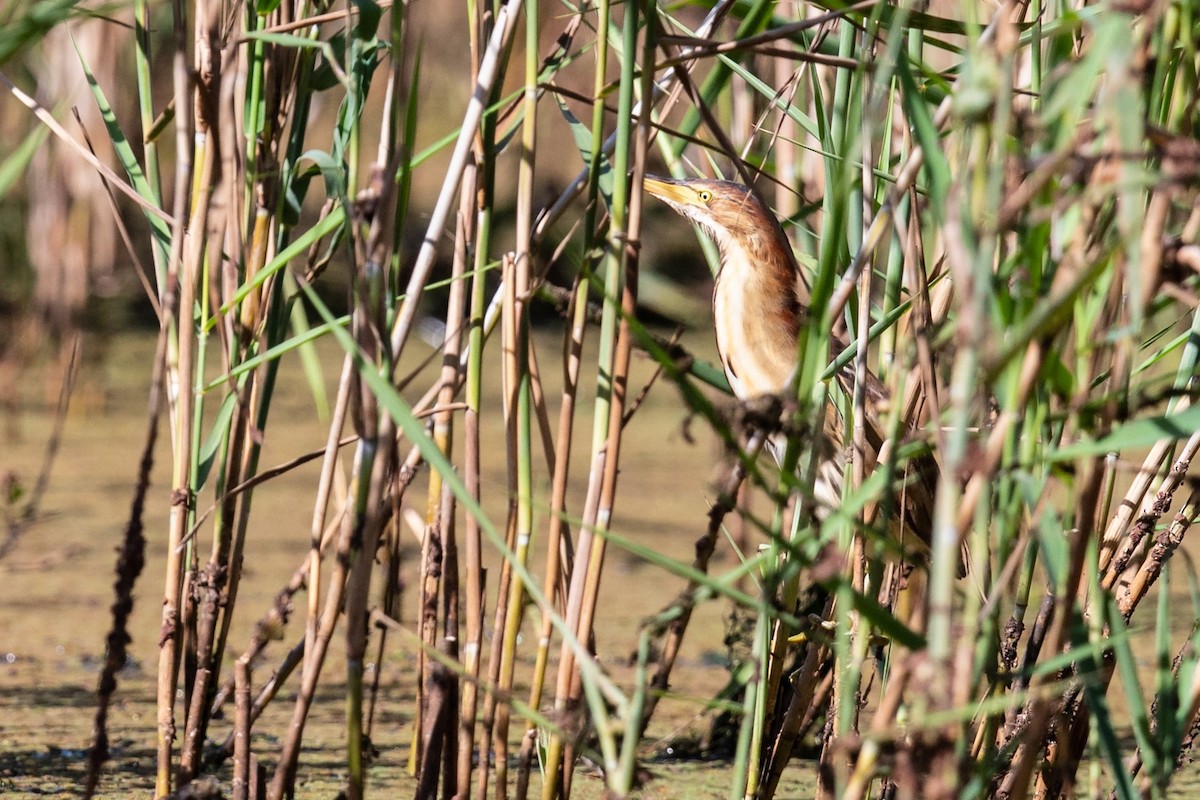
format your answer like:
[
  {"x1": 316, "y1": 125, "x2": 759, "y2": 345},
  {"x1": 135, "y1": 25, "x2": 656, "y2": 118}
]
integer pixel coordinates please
[{"x1": 642, "y1": 175, "x2": 692, "y2": 205}]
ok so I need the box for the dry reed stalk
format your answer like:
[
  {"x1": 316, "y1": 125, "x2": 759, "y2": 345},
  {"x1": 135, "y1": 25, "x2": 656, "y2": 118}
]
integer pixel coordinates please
[
  {"x1": 540, "y1": 5, "x2": 621, "y2": 782},
  {"x1": 841, "y1": 649, "x2": 913, "y2": 800},
  {"x1": 457, "y1": 182, "x2": 487, "y2": 798},
  {"x1": 495, "y1": 239, "x2": 528, "y2": 792},
  {"x1": 212, "y1": 320, "x2": 276, "y2": 709},
  {"x1": 366, "y1": 520, "x2": 402, "y2": 743},
  {"x1": 180, "y1": 377, "x2": 254, "y2": 778},
  {"x1": 413, "y1": 428, "x2": 449, "y2": 773},
  {"x1": 154, "y1": 0, "x2": 204, "y2": 781},
  {"x1": 564, "y1": 212, "x2": 633, "y2": 787},
  {"x1": 416, "y1": 640, "x2": 456, "y2": 798},
  {"x1": 1107, "y1": 430, "x2": 1200, "y2": 594},
  {"x1": 0, "y1": 73, "x2": 175, "y2": 226},
  {"x1": 232, "y1": 656, "x2": 251, "y2": 800},
  {"x1": 268, "y1": 465, "x2": 359, "y2": 800},
  {"x1": 1121, "y1": 484, "x2": 1200, "y2": 618},
  {"x1": 342, "y1": 161, "x2": 404, "y2": 800},
  {"x1": 178, "y1": 1, "x2": 242, "y2": 775},
  {"x1": 1040, "y1": 454, "x2": 1200, "y2": 794},
  {"x1": 439, "y1": 480, "x2": 462, "y2": 795},
  {"x1": 477, "y1": 511, "x2": 517, "y2": 800},
  {"x1": 547, "y1": 7, "x2": 656, "y2": 792},
  {"x1": 762, "y1": 637, "x2": 833, "y2": 797},
  {"x1": 201, "y1": 375, "x2": 353, "y2": 728},
  {"x1": 524, "y1": 331, "x2": 559, "y2": 473},
  {"x1": 409, "y1": 173, "x2": 476, "y2": 785},
  {"x1": 306, "y1": 357, "x2": 354, "y2": 683},
  {"x1": 514, "y1": 280, "x2": 590, "y2": 799},
  {"x1": 178, "y1": 0, "x2": 307, "y2": 773},
  {"x1": 1001, "y1": 459, "x2": 1107, "y2": 798},
  {"x1": 209, "y1": 639, "x2": 303, "y2": 764},
  {"x1": 491, "y1": 6, "x2": 542, "y2": 785},
  {"x1": 544, "y1": 452, "x2": 606, "y2": 797},
  {"x1": 457, "y1": 32, "x2": 515, "y2": 779},
  {"x1": 1099, "y1": 437, "x2": 1182, "y2": 566},
  {"x1": 343, "y1": 421, "x2": 398, "y2": 800},
  {"x1": 415, "y1": 174, "x2": 475, "y2": 796},
  {"x1": 415, "y1": 498, "x2": 448, "y2": 782}
]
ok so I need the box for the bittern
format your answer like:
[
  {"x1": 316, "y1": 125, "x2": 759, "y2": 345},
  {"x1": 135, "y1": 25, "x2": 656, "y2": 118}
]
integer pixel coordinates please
[{"x1": 643, "y1": 175, "x2": 935, "y2": 552}]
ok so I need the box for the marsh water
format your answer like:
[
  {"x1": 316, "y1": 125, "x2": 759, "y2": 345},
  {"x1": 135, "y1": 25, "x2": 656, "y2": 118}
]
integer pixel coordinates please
[{"x1": 1, "y1": 330, "x2": 1197, "y2": 798}]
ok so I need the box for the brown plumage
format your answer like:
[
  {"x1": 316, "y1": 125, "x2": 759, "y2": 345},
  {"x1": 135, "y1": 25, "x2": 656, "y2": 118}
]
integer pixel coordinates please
[{"x1": 644, "y1": 175, "x2": 936, "y2": 555}]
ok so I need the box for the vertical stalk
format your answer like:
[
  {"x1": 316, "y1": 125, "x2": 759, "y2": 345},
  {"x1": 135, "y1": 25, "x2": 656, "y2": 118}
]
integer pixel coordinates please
[
  {"x1": 154, "y1": 0, "x2": 206, "y2": 784},
  {"x1": 232, "y1": 656, "x2": 251, "y2": 800},
  {"x1": 457, "y1": 2, "x2": 495, "y2": 794},
  {"x1": 561, "y1": 3, "x2": 644, "y2": 794},
  {"x1": 542, "y1": 0, "x2": 614, "y2": 791},
  {"x1": 426, "y1": 161, "x2": 475, "y2": 799},
  {"x1": 492, "y1": 4, "x2": 540, "y2": 795}
]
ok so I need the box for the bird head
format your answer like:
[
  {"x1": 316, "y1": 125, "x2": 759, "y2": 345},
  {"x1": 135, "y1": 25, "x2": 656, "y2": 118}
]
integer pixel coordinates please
[{"x1": 643, "y1": 176, "x2": 775, "y2": 250}]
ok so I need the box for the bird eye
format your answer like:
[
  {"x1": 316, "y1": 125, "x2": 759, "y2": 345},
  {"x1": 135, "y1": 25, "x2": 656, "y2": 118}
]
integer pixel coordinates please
[{"x1": 698, "y1": 190, "x2": 713, "y2": 203}]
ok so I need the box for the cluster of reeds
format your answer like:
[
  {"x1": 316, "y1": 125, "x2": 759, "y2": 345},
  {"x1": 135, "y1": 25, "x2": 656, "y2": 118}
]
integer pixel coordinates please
[{"x1": 7, "y1": 0, "x2": 1200, "y2": 797}]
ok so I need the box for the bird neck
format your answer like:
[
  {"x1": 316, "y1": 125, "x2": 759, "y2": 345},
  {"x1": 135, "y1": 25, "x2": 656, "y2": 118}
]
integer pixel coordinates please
[
  {"x1": 716, "y1": 231, "x2": 804, "y2": 328},
  {"x1": 712, "y1": 233, "x2": 805, "y2": 398}
]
